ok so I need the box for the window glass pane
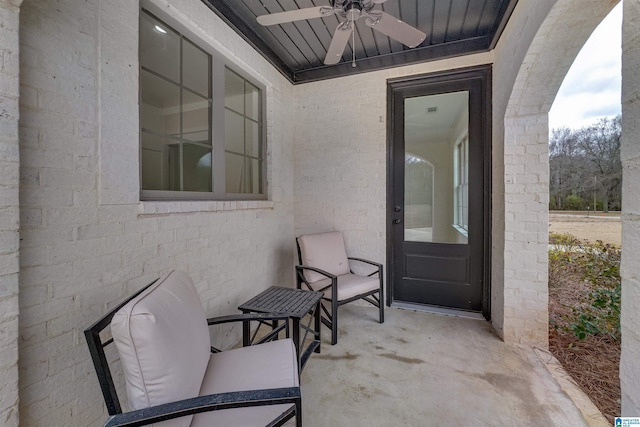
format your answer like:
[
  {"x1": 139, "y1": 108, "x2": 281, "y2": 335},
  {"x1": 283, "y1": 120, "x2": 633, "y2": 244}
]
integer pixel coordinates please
[
  {"x1": 225, "y1": 110, "x2": 244, "y2": 154},
  {"x1": 225, "y1": 152, "x2": 244, "y2": 193},
  {"x1": 141, "y1": 133, "x2": 168, "y2": 190},
  {"x1": 140, "y1": 69, "x2": 180, "y2": 136},
  {"x1": 183, "y1": 39, "x2": 210, "y2": 97},
  {"x1": 141, "y1": 132, "x2": 180, "y2": 191},
  {"x1": 245, "y1": 82, "x2": 260, "y2": 121},
  {"x1": 245, "y1": 119, "x2": 260, "y2": 158},
  {"x1": 224, "y1": 68, "x2": 245, "y2": 114},
  {"x1": 183, "y1": 144, "x2": 212, "y2": 192},
  {"x1": 140, "y1": 8, "x2": 265, "y2": 199},
  {"x1": 140, "y1": 11, "x2": 180, "y2": 82},
  {"x1": 249, "y1": 158, "x2": 261, "y2": 194},
  {"x1": 182, "y1": 90, "x2": 211, "y2": 143}
]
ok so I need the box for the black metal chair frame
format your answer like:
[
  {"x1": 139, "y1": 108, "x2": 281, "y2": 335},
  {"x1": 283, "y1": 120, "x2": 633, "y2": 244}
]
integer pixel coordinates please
[
  {"x1": 84, "y1": 278, "x2": 302, "y2": 427},
  {"x1": 295, "y1": 238, "x2": 384, "y2": 345}
]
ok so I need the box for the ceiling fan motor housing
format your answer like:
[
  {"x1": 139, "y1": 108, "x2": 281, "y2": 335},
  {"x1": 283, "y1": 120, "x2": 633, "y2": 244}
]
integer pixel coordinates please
[{"x1": 335, "y1": 0, "x2": 377, "y2": 20}]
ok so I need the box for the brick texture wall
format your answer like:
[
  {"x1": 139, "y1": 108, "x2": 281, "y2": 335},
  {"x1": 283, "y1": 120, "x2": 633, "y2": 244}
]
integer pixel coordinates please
[
  {"x1": 0, "y1": 1, "x2": 21, "y2": 426},
  {"x1": 17, "y1": 0, "x2": 294, "y2": 425}
]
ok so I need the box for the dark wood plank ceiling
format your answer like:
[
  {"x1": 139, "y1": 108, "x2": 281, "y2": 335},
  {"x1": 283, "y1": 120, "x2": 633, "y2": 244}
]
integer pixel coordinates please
[{"x1": 202, "y1": 0, "x2": 517, "y2": 84}]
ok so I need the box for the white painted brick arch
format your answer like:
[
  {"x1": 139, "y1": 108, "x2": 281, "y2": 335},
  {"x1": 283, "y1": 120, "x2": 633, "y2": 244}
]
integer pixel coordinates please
[
  {"x1": 493, "y1": 0, "x2": 618, "y2": 346},
  {"x1": 495, "y1": 0, "x2": 640, "y2": 415}
]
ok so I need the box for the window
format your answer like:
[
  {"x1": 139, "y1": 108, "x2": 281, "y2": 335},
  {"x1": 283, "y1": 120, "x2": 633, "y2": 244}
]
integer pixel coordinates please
[
  {"x1": 139, "y1": 7, "x2": 265, "y2": 200},
  {"x1": 454, "y1": 135, "x2": 469, "y2": 234},
  {"x1": 224, "y1": 69, "x2": 263, "y2": 194}
]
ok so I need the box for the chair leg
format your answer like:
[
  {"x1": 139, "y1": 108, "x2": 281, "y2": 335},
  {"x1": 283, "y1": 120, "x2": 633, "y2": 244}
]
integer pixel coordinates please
[
  {"x1": 378, "y1": 267, "x2": 384, "y2": 323},
  {"x1": 331, "y1": 301, "x2": 338, "y2": 345},
  {"x1": 295, "y1": 399, "x2": 302, "y2": 427}
]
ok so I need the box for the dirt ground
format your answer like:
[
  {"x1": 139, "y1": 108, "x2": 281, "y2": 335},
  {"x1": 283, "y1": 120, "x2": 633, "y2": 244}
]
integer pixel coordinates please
[{"x1": 549, "y1": 211, "x2": 621, "y2": 246}]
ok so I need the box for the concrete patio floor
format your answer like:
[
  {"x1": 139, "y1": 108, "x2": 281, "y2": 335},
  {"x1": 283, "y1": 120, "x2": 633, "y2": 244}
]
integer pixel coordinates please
[{"x1": 298, "y1": 304, "x2": 609, "y2": 427}]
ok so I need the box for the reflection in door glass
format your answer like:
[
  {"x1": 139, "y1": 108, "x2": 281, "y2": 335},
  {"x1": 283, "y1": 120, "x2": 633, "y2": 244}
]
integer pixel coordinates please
[{"x1": 404, "y1": 91, "x2": 469, "y2": 244}]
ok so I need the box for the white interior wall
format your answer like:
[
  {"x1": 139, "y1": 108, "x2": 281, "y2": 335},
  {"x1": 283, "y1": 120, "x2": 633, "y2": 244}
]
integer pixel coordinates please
[{"x1": 17, "y1": 0, "x2": 294, "y2": 425}]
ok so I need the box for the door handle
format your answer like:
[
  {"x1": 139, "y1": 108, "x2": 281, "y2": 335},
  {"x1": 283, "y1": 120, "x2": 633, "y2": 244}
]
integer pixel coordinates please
[
  {"x1": 393, "y1": 219, "x2": 401, "y2": 225},
  {"x1": 394, "y1": 206, "x2": 402, "y2": 212}
]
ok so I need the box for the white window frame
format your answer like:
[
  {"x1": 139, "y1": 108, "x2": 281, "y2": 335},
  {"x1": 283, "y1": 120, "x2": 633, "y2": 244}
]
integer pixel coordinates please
[{"x1": 453, "y1": 133, "x2": 469, "y2": 236}]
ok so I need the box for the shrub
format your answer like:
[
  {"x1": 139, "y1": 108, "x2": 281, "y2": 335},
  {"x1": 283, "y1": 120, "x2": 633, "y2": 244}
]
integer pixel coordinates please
[
  {"x1": 564, "y1": 194, "x2": 584, "y2": 210},
  {"x1": 548, "y1": 233, "x2": 621, "y2": 340}
]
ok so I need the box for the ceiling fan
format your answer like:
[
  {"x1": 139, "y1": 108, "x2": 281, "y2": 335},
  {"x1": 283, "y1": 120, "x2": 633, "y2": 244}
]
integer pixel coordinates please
[{"x1": 256, "y1": 0, "x2": 427, "y2": 66}]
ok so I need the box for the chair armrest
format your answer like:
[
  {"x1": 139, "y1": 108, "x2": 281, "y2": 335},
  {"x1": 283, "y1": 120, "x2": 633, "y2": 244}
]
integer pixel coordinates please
[
  {"x1": 207, "y1": 313, "x2": 292, "y2": 350},
  {"x1": 347, "y1": 257, "x2": 382, "y2": 269},
  {"x1": 295, "y1": 264, "x2": 337, "y2": 280},
  {"x1": 206, "y1": 313, "x2": 291, "y2": 326},
  {"x1": 103, "y1": 387, "x2": 301, "y2": 427},
  {"x1": 295, "y1": 265, "x2": 336, "y2": 292},
  {"x1": 347, "y1": 257, "x2": 382, "y2": 276}
]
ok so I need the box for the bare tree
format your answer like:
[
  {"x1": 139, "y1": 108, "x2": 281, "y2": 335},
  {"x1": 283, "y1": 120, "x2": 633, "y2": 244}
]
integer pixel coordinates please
[
  {"x1": 577, "y1": 116, "x2": 621, "y2": 212},
  {"x1": 549, "y1": 115, "x2": 621, "y2": 212}
]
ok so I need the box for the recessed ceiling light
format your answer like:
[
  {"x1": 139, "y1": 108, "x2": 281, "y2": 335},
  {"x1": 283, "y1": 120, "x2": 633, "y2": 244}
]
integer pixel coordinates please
[{"x1": 154, "y1": 25, "x2": 167, "y2": 34}]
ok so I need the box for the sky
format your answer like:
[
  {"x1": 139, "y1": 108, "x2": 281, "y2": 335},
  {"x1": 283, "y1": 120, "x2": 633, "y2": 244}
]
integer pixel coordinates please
[{"x1": 548, "y1": 3, "x2": 622, "y2": 131}]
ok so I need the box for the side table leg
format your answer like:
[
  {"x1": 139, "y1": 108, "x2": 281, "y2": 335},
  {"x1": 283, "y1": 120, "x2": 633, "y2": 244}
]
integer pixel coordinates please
[
  {"x1": 242, "y1": 311, "x2": 250, "y2": 347},
  {"x1": 292, "y1": 317, "x2": 301, "y2": 372},
  {"x1": 314, "y1": 300, "x2": 321, "y2": 353}
]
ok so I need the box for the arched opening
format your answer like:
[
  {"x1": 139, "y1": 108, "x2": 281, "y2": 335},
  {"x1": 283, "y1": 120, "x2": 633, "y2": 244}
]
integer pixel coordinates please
[
  {"x1": 493, "y1": 0, "x2": 619, "y2": 347},
  {"x1": 546, "y1": 5, "x2": 622, "y2": 420},
  {"x1": 500, "y1": 0, "x2": 621, "y2": 419}
]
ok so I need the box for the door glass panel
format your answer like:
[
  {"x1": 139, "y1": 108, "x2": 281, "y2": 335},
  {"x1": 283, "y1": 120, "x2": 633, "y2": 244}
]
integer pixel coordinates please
[{"x1": 404, "y1": 91, "x2": 469, "y2": 244}]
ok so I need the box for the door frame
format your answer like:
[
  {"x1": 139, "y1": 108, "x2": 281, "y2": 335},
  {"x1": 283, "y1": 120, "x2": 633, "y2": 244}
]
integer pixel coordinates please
[{"x1": 385, "y1": 65, "x2": 492, "y2": 320}]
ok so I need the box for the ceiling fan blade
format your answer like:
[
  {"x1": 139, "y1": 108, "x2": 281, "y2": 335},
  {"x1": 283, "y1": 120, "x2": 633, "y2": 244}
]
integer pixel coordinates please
[
  {"x1": 324, "y1": 22, "x2": 353, "y2": 65},
  {"x1": 256, "y1": 6, "x2": 331, "y2": 26},
  {"x1": 366, "y1": 11, "x2": 426, "y2": 48}
]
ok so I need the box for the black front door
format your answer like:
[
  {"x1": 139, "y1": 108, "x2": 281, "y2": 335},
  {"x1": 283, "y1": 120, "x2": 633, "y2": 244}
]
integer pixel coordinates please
[{"x1": 387, "y1": 66, "x2": 491, "y2": 317}]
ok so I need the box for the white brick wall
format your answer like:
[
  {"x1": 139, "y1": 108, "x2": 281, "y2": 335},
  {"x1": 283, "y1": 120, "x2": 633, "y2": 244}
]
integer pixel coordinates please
[
  {"x1": 0, "y1": 1, "x2": 21, "y2": 426},
  {"x1": 18, "y1": 0, "x2": 294, "y2": 425},
  {"x1": 621, "y1": 0, "x2": 640, "y2": 415}
]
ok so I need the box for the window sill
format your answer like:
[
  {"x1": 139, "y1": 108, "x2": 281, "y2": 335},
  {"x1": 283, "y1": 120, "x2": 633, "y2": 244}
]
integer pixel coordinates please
[
  {"x1": 139, "y1": 200, "x2": 274, "y2": 216},
  {"x1": 452, "y1": 224, "x2": 468, "y2": 238}
]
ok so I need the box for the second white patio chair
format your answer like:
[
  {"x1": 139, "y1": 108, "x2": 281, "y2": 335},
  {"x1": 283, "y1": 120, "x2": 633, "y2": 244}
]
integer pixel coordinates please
[{"x1": 296, "y1": 231, "x2": 384, "y2": 345}]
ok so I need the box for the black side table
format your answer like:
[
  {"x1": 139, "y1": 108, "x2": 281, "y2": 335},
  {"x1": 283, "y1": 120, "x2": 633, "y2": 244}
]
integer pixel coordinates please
[{"x1": 238, "y1": 286, "x2": 322, "y2": 371}]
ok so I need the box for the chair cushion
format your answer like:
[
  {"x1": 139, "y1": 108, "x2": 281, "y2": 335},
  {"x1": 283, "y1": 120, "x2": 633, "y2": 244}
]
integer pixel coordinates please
[
  {"x1": 111, "y1": 270, "x2": 210, "y2": 427},
  {"x1": 190, "y1": 339, "x2": 299, "y2": 427},
  {"x1": 310, "y1": 273, "x2": 380, "y2": 301},
  {"x1": 298, "y1": 231, "x2": 350, "y2": 283}
]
